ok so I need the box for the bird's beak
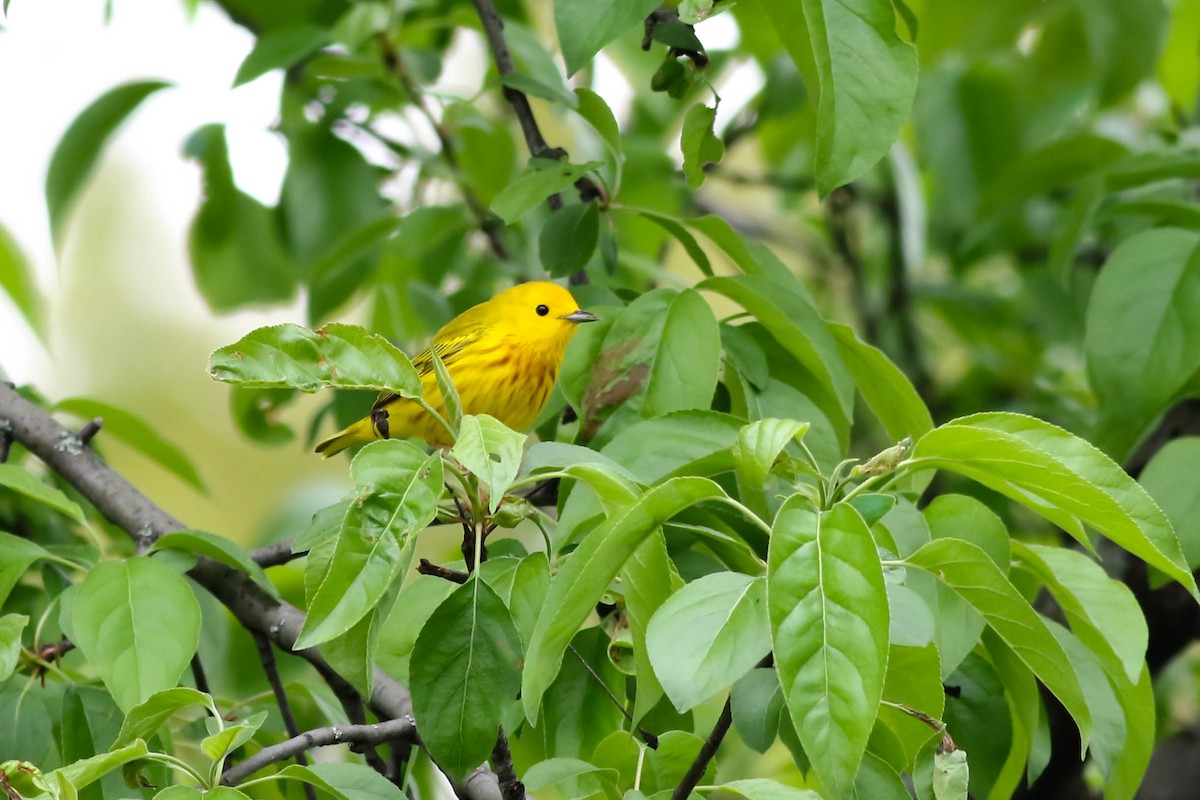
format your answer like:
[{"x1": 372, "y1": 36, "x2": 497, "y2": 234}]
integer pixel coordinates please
[{"x1": 561, "y1": 309, "x2": 600, "y2": 323}]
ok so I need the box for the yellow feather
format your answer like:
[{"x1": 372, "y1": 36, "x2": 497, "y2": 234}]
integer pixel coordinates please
[{"x1": 315, "y1": 282, "x2": 598, "y2": 457}]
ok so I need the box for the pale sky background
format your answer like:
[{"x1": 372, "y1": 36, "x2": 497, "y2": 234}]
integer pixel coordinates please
[{"x1": 0, "y1": 0, "x2": 750, "y2": 543}]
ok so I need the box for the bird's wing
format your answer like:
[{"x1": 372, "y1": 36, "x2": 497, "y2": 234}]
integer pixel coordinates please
[{"x1": 371, "y1": 325, "x2": 487, "y2": 411}]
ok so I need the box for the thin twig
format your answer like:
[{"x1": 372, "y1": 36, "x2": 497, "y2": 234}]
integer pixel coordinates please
[
  {"x1": 77, "y1": 417, "x2": 103, "y2": 446},
  {"x1": 418, "y1": 558, "x2": 469, "y2": 584},
  {"x1": 252, "y1": 632, "x2": 317, "y2": 800},
  {"x1": 490, "y1": 726, "x2": 525, "y2": 800},
  {"x1": 317, "y1": 666, "x2": 391, "y2": 778},
  {"x1": 190, "y1": 653, "x2": 211, "y2": 697},
  {"x1": 220, "y1": 718, "x2": 416, "y2": 786},
  {"x1": 250, "y1": 540, "x2": 305, "y2": 568},
  {"x1": 671, "y1": 696, "x2": 732, "y2": 800},
  {"x1": 469, "y1": 0, "x2": 601, "y2": 284},
  {"x1": 569, "y1": 645, "x2": 658, "y2": 748}
]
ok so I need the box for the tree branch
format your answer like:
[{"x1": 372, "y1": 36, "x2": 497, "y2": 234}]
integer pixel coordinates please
[
  {"x1": 251, "y1": 540, "x2": 304, "y2": 568},
  {"x1": 252, "y1": 632, "x2": 314, "y2": 785},
  {"x1": 469, "y1": 0, "x2": 601, "y2": 285},
  {"x1": 490, "y1": 727, "x2": 524, "y2": 800},
  {"x1": 220, "y1": 718, "x2": 416, "y2": 786},
  {"x1": 0, "y1": 384, "x2": 502, "y2": 800},
  {"x1": 671, "y1": 696, "x2": 732, "y2": 800}
]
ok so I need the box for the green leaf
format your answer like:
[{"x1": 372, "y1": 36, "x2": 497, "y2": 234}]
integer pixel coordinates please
[
  {"x1": 886, "y1": 584, "x2": 934, "y2": 648},
  {"x1": 905, "y1": 538, "x2": 1093, "y2": 749},
  {"x1": 72, "y1": 557, "x2": 201, "y2": 712},
  {"x1": 717, "y1": 779, "x2": 822, "y2": 800},
  {"x1": 208, "y1": 323, "x2": 421, "y2": 396},
  {"x1": 114, "y1": 687, "x2": 219, "y2": 748},
  {"x1": 52, "y1": 740, "x2": 150, "y2": 791},
  {"x1": 509, "y1": 552, "x2": 550, "y2": 648},
  {"x1": 574, "y1": 88, "x2": 622, "y2": 154},
  {"x1": 522, "y1": 476, "x2": 726, "y2": 721},
  {"x1": 539, "y1": 203, "x2": 600, "y2": 278},
  {"x1": 279, "y1": 121, "x2": 387, "y2": 323},
  {"x1": 828, "y1": 322, "x2": 933, "y2": 442},
  {"x1": 763, "y1": 0, "x2": 916, "y2": 193},
  {"x1": 1013, "y1": 542, "x2": 1147, "y2": 683},
  {"x1": 553, "y1": 0, "x2": 661, "y2": 76},
  {"x1": 924, "y1": 493, "x2": 1009, "y2": 574},
  {"x1": 644, "y1": 289, "x2": 721, "y2": 417},
  {"x1": 681, "y1": 104, "x2": 725, "y2": 190},
  {"x1": 620, "y1": 530, "x2": 678, "y2": 721},
  {"x1": 1085, "y1": 228, "x2": 1200, "y2": 457},
  {"x1": 629, "y1": 209, "x2": 714, "y2": 277},
  {"x1": 577, "y1": 291, "x2": 724, "y2": 442},
  {"x1": 274, "y1": 762, "x2": 407, "y2": 800},
  {"x1": 183, "y1": 124, "x2": 296, "y2": 312},
  {"x1": 0, "y1": 532, "x2": 51, "y2": 607},
  {"x1": 428, "y1": 346, "x2": 463, "y2": 432},
  {"x1": 46, "y1": 80, "x2": 171, "y2": 246},
  {"x1": 647, "y1": 572, "x2": 771, "y2": 711},
  {"x1": 0, "y1": 221, "x2": 44, "y2": 339},
  {"x1": 296, "y1": 441, "x2": 441, "y2": 648},
  {"x1": 491, "y1": 161, "x2": 603, "y2": 223},
  {"x1": 523, "y1": 758, "x2": 618, "y2": 793},
  {"x1": 55, "y1": 397, "x2": 204, "y2": 491},
  {"x1": 733, "y1": 418, "x2": 810, "y2": 488},
  {"x1": 451, "y1": 414, "x2": 528, "y2": 513},
  {"x1": 150, "y1": 530, "x2": 276, "y2": 598},
  {"x1": 233, "y1": 26, "x2": 328, "y2": 87},
  {"x1": 933, "y1": 749, "x2": 969, "y2": 800},
  {"x1": 1140, "y1": 437, "x2": 1200, "y2": 570},
  {"x1": 911, "y1": 412, "x2": 1198, "y2": 597},
  {"x1": 411, "y1": 579, "x2": 523, "y2": 778},
  {"x1": 201, "y1": 710, "x2": 267, "y2": 767},
  {"x1": 768, "y1": 499, "x2": 889, "y2": 797},
  {"x1": 1048, "y1": 175, "x2": 1103, "y2": 285},
  {"x1": 321, "y1": 575, "x2": 402, "y2": 697},
  {"x1": 0, "y1": 614, "x2": 28, "y2": 682},
  {"x1": 700, "y1": 276, "x2": 853, "y2": 423},
  {"x1": 731, "y1": 668, "x2": 785, "y2": 753},
  {"x1": 0, "y1": 464, "x2": 87, "y2": 527}
]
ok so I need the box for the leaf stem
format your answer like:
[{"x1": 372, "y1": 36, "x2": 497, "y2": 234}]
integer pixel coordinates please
[
  {"x1": 711, "y1": 496, "x2": 773, "y2": 536},
  {"x1": 144, "y1": 753, "x2": 209, "y2": 788},
  {"x1": 414, "y1": 397, "x2": 457, "y2": 442}
]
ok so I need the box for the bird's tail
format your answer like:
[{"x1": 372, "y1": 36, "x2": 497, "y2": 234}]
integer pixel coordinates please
[{"x1": 315, "y1": 417, "x2": 377, "y2": 459}]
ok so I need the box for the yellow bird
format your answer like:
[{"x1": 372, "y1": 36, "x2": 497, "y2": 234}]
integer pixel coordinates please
[{"x1": 315, "y1": 281, "x2": 599, "y2": 456}]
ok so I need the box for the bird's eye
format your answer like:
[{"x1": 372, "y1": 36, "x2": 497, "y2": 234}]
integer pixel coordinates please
[{"x1": 536, "y1": 304, "x2": 549, "y2": 316}]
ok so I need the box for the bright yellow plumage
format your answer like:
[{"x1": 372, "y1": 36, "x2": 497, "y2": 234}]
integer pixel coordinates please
[{"x1": 315, "y1": 281, "x2": 598, "y2": 456}]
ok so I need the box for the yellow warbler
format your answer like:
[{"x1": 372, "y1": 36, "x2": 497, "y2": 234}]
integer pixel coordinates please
[{"x1": 315, "y1": 281, "x2": 599, "y2": 456}]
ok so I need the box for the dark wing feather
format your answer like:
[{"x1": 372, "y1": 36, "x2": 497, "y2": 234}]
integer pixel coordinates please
[{"x1": 371, "y1": 326, "x2": 486, "y2": 411}]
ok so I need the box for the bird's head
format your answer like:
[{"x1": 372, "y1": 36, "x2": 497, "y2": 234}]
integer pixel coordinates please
[{"x1": 490, "y1": 281, "x2": 599, "y2": 352}]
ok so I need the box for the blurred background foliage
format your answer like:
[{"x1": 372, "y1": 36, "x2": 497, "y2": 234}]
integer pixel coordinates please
[{"x1": 6, "y1": 0, "x2": 1200, "y2": 796}]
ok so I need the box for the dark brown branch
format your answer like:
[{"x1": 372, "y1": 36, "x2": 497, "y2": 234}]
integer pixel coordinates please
[
  {"x1": 671, "y1": 696, "x2": 732, "y2": 800},
  {"x1": 490, "y1": 727, "x2": 524, "y2": 800},
  {"x1": 252, "y1": 632, "x2": 314, "y2": 777},
  {"x1": 469, "y1": 0, "x2": 601, "y2": 284},
  {"x1": 251, "y1": 540, "x2": 305, "y2": 568},
  {"x1": 77, "y1": 417, "x2": 103, "y2": 446},
  {"x1": 220, "y1": 718, "x2": 415, "y2": 786},
  {"x1": 0, "y1": 384, "x2": 501, "y2": 800},
  {"x1": 418, "y1": 558, "x2": 469, "y2": 584},
  {"x1": 190, "y1": 654, "x2": 211, "y2": 697}
]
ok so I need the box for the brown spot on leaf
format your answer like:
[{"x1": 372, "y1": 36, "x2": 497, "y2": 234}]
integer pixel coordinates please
[{"x1": 579, "y1": 338, "x2": 651, "y2": 441}]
